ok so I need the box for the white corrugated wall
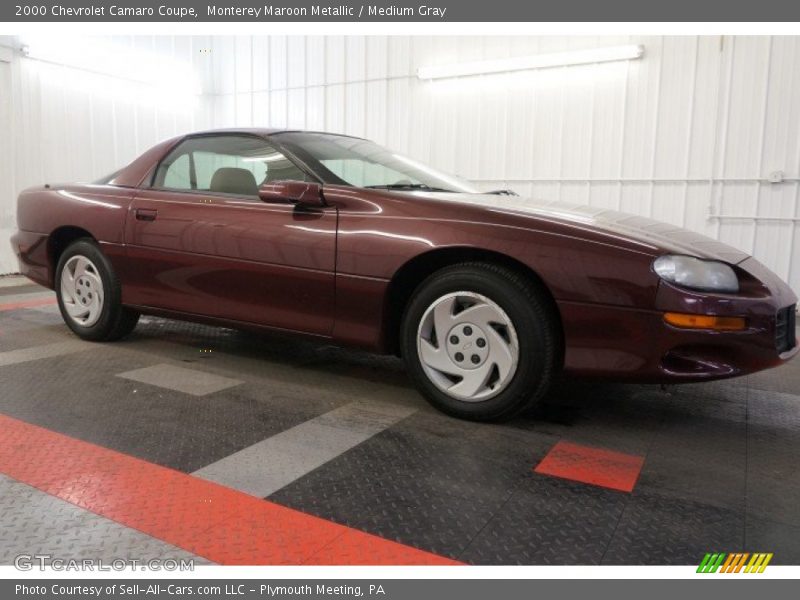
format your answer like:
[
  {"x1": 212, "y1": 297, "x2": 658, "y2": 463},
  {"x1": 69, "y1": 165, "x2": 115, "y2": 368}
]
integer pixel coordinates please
[
  {"x1": 0, "y1": 44, "x2": 14, "y2": 273},
  {"x1": 208, "y1": 35, "x2": 800, "y2": 294},
  {"x1": 0, "y1": 35, "x2": 213, "y2": 274},
  {"x1": 1, "y1": 35, "x2": 798, "y2": 295}
]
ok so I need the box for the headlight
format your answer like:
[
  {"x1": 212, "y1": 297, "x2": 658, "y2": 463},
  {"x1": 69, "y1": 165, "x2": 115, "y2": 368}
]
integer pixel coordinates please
[{"x1": 653, "y1": 255, "x2": 739, "y2": 293}]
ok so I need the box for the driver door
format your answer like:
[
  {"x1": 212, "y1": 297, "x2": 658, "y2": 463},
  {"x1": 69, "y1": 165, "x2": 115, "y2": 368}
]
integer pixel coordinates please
[{"x1": 121, "y1": 134, "x2": 337, "y2": 337}]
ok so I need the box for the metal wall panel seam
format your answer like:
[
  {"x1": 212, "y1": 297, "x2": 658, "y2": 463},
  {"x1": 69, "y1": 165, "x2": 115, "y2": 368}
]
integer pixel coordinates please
[
  {"x1": 710, "y1": 35, "x2": 734, "y2": 240},
  {"x1": 647, "y1": 37, "x2": 665, "y2": 219},
  {"x1": 750, "y1": 37, "x2": 774, "y2": 255},
  {"x1": 681, "y1": 36, "x2": 700, "y2": 229},
  {"x1": 616, "y1": 39, "x2": 631, "y2": 212}
]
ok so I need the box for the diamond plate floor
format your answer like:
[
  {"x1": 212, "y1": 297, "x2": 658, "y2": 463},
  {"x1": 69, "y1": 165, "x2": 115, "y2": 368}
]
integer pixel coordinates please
[
  {"x1": 0, "y1": 474, "x2": 208, "y2": 566},
  {"x1": 0, "y1": 282, "x2": 799, "y2": 565}
]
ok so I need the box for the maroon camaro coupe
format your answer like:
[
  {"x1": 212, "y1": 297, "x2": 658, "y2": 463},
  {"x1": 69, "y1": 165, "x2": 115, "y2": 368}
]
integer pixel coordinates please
[{"x1": 12, "y1": 129, "x2": 798, "y2": 420}]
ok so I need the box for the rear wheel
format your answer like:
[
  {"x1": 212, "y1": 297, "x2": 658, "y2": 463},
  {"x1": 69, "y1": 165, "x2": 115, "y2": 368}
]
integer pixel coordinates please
[
  {"x1": 401, "y1": 262, "x2": 559, "y2": 421},
  {"x1": 56, "y1": 239, "x2": 139, "y2": 341}
]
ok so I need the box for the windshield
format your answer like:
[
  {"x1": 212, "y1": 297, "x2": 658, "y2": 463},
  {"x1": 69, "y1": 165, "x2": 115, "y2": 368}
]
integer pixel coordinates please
[{"x1": 273, "y1": 132, "x2": 481, "y2": 194}]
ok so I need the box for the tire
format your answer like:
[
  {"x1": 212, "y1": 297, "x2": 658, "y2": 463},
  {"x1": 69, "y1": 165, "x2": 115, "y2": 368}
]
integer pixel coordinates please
[
  {"x1": 401, "y1": 262, "x2": 560, "y2": 421},
  {"x1": 55, "y1": 239, "x2": 139, "y2": 342}
]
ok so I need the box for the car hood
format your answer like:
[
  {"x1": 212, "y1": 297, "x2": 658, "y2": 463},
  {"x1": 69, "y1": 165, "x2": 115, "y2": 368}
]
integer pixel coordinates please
[{"x1": 419, "y1": 193, "x2": 750, "y2": 264}]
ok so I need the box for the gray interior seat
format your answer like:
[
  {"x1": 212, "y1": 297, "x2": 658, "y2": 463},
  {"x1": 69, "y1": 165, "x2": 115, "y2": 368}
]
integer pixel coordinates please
[{"x1": 210, "y1": 167, "x2": 259, "y2": 196}]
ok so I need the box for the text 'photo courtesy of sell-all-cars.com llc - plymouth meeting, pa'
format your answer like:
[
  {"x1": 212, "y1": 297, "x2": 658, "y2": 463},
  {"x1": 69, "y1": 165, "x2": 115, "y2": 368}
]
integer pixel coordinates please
[{"x1": 11, "y1": 129, "x2": 798, "y2": 421}]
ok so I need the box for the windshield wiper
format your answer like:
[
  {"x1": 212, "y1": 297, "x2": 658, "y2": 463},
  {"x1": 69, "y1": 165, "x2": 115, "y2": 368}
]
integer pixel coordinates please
[
  {"x1": 365, "y1": 183, "x2": 454, "y2": 193},
  {"x1": 486, "y1": 189, "x2": 519, "y2": 196}
]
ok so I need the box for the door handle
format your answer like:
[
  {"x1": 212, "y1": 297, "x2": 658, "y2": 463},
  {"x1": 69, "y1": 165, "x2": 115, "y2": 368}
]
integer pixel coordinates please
[{"x1": 135, "y1": 209, "x2": 158, "y2": 222}]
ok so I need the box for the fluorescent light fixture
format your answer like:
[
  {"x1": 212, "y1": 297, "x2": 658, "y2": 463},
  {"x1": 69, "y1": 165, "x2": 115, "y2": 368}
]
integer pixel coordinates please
[{"x1": 417, "y1": 44, "x2": 644, "y2": 81}]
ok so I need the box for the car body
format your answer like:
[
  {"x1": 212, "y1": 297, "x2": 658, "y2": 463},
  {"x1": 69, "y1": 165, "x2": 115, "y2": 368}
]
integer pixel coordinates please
[{"x1": 11, "y1": 129, "x2": 798, "y2": 417}]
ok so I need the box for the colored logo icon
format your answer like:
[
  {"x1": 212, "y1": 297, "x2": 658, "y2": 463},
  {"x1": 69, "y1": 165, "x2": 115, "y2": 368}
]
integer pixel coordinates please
[{"x1": 697, "y1": 553, "x2": 773, "y2": 573}]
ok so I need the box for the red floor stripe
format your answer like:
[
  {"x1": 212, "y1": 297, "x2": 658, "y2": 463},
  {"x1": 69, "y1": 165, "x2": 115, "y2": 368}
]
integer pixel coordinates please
[
  {"x1": 534, "y1": 440, "x2": 645, "y2": 493},
  {"x1": 0, "y1": 414, "x2": 461, "y2": 566},
  {"x1": 0, "y1": 297, "x2": 57, "y2": 312}
]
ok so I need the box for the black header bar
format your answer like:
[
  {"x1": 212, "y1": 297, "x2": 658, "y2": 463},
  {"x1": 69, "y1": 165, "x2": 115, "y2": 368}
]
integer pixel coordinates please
[{"x1": 4, "y1": 0, "x2": 800, "y2": 22}]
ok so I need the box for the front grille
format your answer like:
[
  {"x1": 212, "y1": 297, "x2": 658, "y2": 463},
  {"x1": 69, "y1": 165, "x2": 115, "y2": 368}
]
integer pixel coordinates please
[{"x1": 776, "y1": 305, "x2": 797, "y2": 354}]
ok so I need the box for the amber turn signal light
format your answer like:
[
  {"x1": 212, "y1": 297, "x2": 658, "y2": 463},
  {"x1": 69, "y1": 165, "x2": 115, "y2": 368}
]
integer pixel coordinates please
[{"x1": 663, "y1": 312, "x2": 747, "y2": 331}]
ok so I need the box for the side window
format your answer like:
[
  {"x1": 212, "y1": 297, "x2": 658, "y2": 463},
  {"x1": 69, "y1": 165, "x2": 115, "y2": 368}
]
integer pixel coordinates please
[
  {"x1": 162, "y1": 154, "x2": 191, "y2": 189},
  {"x1": 153, "y1": 135, "x2": 309, "y2": 199}
]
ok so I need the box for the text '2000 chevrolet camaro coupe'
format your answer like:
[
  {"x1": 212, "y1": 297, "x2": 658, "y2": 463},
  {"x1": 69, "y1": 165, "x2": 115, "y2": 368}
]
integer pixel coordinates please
[{"x1": 12, "y1": 129, "x2": 799, "y2": 420}]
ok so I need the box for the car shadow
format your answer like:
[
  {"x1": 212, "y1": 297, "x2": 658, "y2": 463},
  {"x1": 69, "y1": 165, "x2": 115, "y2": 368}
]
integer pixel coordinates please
[{"x1": 125, "y1": 315, "x2": 764, "y2": 434}]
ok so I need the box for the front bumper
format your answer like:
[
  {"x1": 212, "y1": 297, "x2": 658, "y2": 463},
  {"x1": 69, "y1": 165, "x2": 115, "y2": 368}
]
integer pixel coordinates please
[{"x1": 560, "y1": 256, "x2": 798, "y2": 382}]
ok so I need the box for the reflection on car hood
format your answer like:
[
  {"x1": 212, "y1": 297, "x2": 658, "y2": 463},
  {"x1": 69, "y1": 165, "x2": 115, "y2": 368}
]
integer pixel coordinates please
[{"x1": 426, "y1": 193, "x2": 750, "y2": 264}]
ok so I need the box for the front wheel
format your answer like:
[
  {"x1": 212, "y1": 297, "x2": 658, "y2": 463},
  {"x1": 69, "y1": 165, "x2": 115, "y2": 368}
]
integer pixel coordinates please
[
  {"x1": 56, "y1": 239, "x2": 139, "y2": 342},
  {"x1": 401, "y1": 262, "x2": 560, "y2": 421}
]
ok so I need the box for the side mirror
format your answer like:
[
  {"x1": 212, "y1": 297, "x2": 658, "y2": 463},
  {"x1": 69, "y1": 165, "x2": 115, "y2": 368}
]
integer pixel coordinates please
[{"x1": 258, "y1": 180, "x2": 325, "y2": 207}]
